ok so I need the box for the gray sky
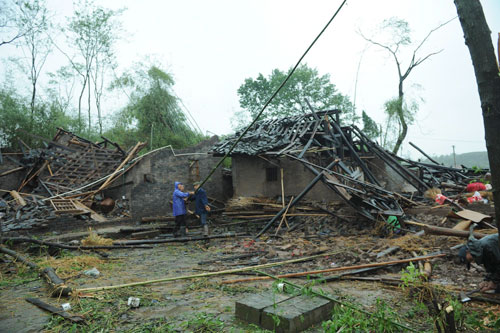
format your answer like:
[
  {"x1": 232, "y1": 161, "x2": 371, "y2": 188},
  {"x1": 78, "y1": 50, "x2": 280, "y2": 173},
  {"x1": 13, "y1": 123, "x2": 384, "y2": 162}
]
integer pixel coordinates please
[{"x1": 1, "y1": 0, "x2": 499, "y2": 159}]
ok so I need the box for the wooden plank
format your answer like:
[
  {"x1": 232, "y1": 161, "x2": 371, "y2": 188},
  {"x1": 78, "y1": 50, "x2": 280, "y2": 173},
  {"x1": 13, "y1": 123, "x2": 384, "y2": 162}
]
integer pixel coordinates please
[{"x1": 323, "y1": 173, "x2": 352, "y2": 200}]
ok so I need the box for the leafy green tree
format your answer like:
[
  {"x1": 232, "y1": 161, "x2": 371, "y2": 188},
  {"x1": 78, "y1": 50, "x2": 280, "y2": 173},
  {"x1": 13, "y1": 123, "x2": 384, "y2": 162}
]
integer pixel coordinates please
[
  {"x1": 380, "y1": 97, "x2": 417, "y2": 150},
  {"x1": 235, "y1": 64, "x2": 355, "y2": 128},
  {"x1": 361, "y1": 110, "x2": 380, "y2": 141},
  {"x1": 0, "y1": 87, "x2": 80, "y2": 148},
  {"x1": 107, "y1": 64, "x2": 204, "y2": 149},
  {"x1": 0, "y1": 88, "x2": 29, "y2": 148},
  {"x1": 361, "y1": 17, "x2": 452, "y2": 153}
]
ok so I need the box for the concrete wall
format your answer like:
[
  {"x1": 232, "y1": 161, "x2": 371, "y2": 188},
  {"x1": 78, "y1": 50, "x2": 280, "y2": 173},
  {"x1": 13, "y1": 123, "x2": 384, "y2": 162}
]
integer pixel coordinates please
[
  {"x1": 105, "y1": 136, "x2": 230, "y2": 219},
  {"x1": 232, "y1": 156, "x2": 335, "y2": 201}
]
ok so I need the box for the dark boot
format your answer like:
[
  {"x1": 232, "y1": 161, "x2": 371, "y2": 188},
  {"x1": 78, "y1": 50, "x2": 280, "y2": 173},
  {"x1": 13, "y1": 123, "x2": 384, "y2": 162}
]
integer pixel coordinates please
[{"x1": 203, "y1": 225, "x2": 209, "y2": 237}]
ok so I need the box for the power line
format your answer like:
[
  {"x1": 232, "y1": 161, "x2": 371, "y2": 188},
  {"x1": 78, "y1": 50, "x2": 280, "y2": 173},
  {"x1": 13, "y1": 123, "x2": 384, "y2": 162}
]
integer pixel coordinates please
[{"x1": 196, "y1": 0, "x2": 349, "y2": 191}]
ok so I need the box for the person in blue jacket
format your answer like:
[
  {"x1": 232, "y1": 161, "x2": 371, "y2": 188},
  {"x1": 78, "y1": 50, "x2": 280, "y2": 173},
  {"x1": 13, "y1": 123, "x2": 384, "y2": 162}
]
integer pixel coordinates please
[
  {"x1": 192, "y1": 181, "x2": 211, "y2": 236},
  {"x1": 172, "y1": 181, "x2": 192, "y2": 237}
]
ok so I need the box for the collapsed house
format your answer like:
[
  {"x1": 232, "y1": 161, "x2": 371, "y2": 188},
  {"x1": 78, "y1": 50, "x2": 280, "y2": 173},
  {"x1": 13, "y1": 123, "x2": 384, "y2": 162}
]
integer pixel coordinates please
[
  {"x1": 211, "y1": 108, "x2": 489, "y2": 235},
  {"x1": 0, "y1": 129, "x2": 233, "y2": 233},
  {"x1": 0, "y1": 128, "x2": 147, "y2": 232}
]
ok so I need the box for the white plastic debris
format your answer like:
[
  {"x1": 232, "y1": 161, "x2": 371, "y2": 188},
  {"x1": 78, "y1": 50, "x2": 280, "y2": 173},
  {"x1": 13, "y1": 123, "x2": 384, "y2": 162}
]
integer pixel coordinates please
[
  {"x1": 61, "y1": 303, "x2": 71, "y2": 311},
  {"x1": 127, "y1": 297, "x2": 140, "y2": 308},
  {"x1": 277, "y1": 283, "x2": 285, "y2": 292},
  {"x1": 84, "y1": 267, "x2": 100, "y2": 277}
]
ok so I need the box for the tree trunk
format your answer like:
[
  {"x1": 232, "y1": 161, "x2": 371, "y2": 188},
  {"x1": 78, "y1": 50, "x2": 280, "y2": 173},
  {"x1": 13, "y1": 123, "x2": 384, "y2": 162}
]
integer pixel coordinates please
[
  {"x1": 87, "y1": 72, "x2": 91, "y2": 134},
  {"x1": 454, "y1": 0, "x2": 500, "y2": 242},
  {"x1": 77, "y1": 75, "x2": 87, "y2": 134},
  {"x1": 392, "y1": 79, "x2": 407, "y2": 154}
]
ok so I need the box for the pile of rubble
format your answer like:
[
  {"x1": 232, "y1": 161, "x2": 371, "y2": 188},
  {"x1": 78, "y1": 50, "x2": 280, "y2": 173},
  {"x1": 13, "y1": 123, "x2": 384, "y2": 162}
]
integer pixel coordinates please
[{"x1": 0, "y1": 128, "x2": 146, "y2": 233}]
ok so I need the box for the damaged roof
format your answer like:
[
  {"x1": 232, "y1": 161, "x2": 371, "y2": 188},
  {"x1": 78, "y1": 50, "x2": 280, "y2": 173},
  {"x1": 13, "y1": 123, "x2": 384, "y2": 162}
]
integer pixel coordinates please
[{"x1": 211, "y1": 110, "x2": 341, "y2": 156}]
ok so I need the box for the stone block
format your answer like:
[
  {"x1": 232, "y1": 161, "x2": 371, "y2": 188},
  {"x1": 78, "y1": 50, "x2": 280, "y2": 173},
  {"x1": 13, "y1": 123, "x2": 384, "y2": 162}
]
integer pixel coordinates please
[
  {"x1": 260, "y1": 294, "x2": 333, "y2": 333},
  {"x1": 235, "y1": 293, "x2": 291, "y2": 326}
]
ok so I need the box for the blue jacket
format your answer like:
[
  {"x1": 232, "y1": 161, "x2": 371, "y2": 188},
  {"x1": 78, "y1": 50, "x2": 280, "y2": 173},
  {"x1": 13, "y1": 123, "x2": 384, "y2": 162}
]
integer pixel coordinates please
[
  {"x1": 172, "y1": 182, "x2": 189, "y2": 216},
  {"x1": 193, "y1": 187, "x2": 209, "y2": 215}
]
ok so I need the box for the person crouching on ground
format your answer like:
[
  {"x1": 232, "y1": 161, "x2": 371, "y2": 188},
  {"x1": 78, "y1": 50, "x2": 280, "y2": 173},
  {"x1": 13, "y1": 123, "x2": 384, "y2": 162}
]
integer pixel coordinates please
[
  {"x1": 458, "y1": 231, "x2": 500, "y2": 293},
  {"x1": 172, "y1": 181, "x2": 193, "y2": 237},
  {"x1": 192, "y1": 181, "x2": 211, "y2": 236}
]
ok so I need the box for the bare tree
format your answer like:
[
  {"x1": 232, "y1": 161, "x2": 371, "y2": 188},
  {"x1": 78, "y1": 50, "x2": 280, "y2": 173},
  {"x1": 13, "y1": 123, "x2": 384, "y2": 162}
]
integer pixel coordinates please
[
  {"x1": 454, "y1": 0, "x2": 500, "y2": 235},
  {"x1": 14, "y1": 0, "x2": 52, "y2": 131},
  {"x1": 0, "y1": 0, "x2": 28, "y2": 47},
  {"x1": 65, "y1": 0, "x2": 122, "y2": 134},
  {"x1": 360, "y1": 17, "x2": 454, "y2": 154}
]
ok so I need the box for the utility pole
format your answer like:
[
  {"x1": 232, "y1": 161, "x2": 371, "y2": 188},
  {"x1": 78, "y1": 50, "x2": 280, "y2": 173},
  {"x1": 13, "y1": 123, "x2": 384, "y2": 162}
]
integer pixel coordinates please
[{"x1": 452, "y1": 145, "x2": 457, "y2": 168}]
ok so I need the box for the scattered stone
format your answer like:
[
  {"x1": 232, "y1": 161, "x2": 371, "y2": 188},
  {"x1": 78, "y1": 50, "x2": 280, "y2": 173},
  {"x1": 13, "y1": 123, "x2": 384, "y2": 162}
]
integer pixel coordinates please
[
  {"x1": 84, "y1": 267, "x2": 100, "y2": 277},
  {"x1": 127, "y1": 297, "x2": 140, "y2": 308}
]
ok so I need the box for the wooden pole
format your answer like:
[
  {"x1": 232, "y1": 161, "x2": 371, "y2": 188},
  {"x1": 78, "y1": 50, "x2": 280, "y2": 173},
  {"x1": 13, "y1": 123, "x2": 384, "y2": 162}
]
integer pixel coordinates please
[
  {"x1": 96, "y1": 142, "x2": 142, "y2": 191},
  {"x1": 280, "y1": 168, "x2": 289, "y2": 228},
  {"x1": 76, "y1": 250, "x2": 346, "y2": 293},
  {"x1": 0, "y1": 166, "x2": 24, "y2": 177},
  {"x1": 221, "y1": 253, "x2": 446, "y2": 284},
  {"x1": 275, "y1": 196, "x2": 294, "y2": 235}
]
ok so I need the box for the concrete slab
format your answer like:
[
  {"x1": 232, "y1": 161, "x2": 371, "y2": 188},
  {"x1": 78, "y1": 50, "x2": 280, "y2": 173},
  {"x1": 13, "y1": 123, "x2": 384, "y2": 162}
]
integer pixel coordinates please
[
  {"x1": 235, "y1": 292, "x2": 291, "y2": 326},
  {"x1": 260, "y1": 294, "x2": 333, "y2": 332}
]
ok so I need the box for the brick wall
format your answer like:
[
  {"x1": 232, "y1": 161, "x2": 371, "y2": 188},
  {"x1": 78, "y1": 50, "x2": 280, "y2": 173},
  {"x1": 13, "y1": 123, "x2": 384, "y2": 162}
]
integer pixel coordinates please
[{"x1": 105, "y1": 136, "x2": 229, "y2": 219}]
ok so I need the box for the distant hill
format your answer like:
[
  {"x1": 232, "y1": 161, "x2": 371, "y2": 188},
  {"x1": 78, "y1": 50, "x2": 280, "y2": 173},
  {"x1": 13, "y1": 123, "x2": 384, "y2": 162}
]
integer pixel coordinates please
[{"x1": 422, "y1": 151, "x2": 489, "y2": 169}]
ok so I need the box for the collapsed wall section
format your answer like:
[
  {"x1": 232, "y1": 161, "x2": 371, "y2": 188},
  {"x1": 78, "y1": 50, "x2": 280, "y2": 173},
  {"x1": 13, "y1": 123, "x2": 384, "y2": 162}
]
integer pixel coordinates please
[{"x1": 105, "y1": 136, "x2": 229, "y2": 219}]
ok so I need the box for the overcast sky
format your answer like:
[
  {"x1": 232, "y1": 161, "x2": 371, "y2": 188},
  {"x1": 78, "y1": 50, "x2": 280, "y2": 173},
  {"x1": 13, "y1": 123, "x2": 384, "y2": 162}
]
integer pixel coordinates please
[{"x1": 1, "y1": 0, "x2": 499, "y2": 159}]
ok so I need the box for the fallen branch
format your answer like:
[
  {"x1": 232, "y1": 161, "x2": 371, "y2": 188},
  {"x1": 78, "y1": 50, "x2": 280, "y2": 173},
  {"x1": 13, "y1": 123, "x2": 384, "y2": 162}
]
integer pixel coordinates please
[
  {"x1": 2, "y1": 237, "x2": 154, "y2": 249},
  {"x1": 221, "y1": 253, "x2": 446, "y2": 284},
  {"x1": 26, "y1": 298, "x2": 84, "y2": 322},
  {"x1": 423, "y1": 225, "x2": 486, "y2": 239},
  {"x1": 0, "y1": 245, "x2": 73, "y2": 297},
  {"x1": 0, "y1": 245, "x2": 38, "y2": 269}
]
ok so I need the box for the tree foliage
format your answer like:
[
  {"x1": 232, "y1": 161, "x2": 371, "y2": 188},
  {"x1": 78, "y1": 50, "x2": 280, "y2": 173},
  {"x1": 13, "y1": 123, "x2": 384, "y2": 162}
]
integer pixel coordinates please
[
  {"x1": 235, "y1": 64, "x2": 355, "y2": 128},
  {"x1": 0, "y1": 87, "x2": 79, "y2": 148},
  {"x1": 107, "y1": 65, "x2": 204, "y2": 149},
  {"x1": 361, "y1": 110, "x2": 380, "y2": 141}
]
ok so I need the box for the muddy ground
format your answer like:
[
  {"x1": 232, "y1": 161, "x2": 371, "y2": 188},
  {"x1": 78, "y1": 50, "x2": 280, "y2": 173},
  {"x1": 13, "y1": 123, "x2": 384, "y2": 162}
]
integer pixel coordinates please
[{"x1": 1, "y1": 210, "x2": 500, "y2": 332}]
